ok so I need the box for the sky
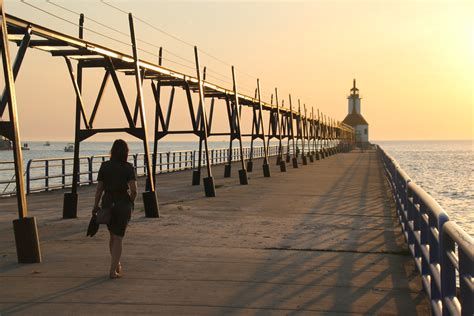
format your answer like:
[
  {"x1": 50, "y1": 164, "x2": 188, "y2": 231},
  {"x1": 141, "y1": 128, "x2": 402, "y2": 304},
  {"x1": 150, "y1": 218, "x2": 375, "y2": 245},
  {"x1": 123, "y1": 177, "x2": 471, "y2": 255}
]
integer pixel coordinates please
[{"x1": 2, "y1": 0, "x2": 473, "y2": 141}]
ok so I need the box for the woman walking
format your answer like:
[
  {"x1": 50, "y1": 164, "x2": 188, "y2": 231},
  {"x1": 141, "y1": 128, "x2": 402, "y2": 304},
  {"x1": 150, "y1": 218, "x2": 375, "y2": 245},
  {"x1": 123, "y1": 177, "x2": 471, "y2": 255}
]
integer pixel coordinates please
[{"x1": 92, "y1": 139, "x2": 137, "y2": 279}]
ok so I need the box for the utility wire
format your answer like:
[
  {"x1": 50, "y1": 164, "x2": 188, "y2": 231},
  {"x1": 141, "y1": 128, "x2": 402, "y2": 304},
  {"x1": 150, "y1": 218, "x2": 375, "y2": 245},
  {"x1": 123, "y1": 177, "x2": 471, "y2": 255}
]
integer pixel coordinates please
[
  {"x1": 45, "y1": 0, "x2": 237, "y2": 80},
  {"x1": 100, "y1": 0, "x2": 255, "y2": 87},
  {"x1": 21, "y1": 0, "x2": 274, "y2": 99},
  {"x1": 22, "y1": 0, "x2": 199, "y2": 73},
  {"x1": 20, "y1": 0, "x2": 133, "y2": 48},
  {"x1": 45, "y1": 0, "x2": 196, "y2": 68},
  {"x1": 100, "y1": 0, "x2": 263, "y2": 81}
]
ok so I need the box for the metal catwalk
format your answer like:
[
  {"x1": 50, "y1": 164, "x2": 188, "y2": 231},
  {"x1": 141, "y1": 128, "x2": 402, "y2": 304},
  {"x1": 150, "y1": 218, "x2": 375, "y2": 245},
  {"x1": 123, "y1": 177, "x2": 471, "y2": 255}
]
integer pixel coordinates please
[{"x1": 0, "y1": 1, "x2": 354, "y2": 263}]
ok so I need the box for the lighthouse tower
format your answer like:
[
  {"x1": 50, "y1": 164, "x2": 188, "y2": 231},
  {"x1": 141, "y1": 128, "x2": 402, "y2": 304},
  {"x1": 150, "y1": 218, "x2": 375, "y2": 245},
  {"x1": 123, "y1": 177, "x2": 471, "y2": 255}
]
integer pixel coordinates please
[{"x1": 342, "y1": 79, "x2": 369, "y2": 146}]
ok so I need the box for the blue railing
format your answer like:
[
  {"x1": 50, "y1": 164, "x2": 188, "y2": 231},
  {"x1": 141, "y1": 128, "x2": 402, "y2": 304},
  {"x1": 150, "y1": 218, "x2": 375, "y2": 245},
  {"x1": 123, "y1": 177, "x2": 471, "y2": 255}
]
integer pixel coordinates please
[{"x1": 377, "y1": 145, "x2": 473, "y2": 316}]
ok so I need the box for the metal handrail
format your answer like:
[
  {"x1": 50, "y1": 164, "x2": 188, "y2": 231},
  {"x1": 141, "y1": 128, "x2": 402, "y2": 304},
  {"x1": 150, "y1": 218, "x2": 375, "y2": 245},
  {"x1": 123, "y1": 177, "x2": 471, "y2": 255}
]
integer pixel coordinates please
[
  {"x1": 0, "y1": 144, "x2": 288, "y2": 197},
  {"x1": 377, "y1": 145, "x2": 473, "y2": 316}
]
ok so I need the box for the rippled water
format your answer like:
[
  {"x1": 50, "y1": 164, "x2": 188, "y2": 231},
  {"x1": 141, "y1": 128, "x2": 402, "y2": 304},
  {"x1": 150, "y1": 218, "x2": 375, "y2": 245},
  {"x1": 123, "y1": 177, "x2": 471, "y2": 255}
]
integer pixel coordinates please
[{"x1": 377, "y1": 140, "x2": 473, "y2": 236}]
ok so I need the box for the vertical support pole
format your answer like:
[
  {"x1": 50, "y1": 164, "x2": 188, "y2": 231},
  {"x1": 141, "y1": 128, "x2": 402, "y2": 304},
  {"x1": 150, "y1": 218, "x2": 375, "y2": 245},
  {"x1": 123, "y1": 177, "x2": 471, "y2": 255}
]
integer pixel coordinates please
[
  {"x1": 151, "y1": 47, "x2": 162, "y2": 189},
  {"x1": 193, "y1": 135, "x2": 203, "y2": 185},
  {"x1": 330, "y1": 117, "x2": 333, "y2": 154},
  {"x1": 247, "y1": 116, "x2": 254, "y2": 172},
  {"x1": 267, "y1": 94, "x2": 280, "y2": 165},
  {"x1": 324, "y1": 115, "x2": 329, "y2": 157},
  {"x1": 289, "y1": 95, "x2": 298, "y2": 168},
  {"x1": 231, "y1": 66, "x2": 248, "y2": 185},
  {"x1": 311, "y1": 107, "x2": 316, "y2": 157},
  {"x1": 322, "y1": 114, "x2": 326, "y2": 157},
  {"x1": 1, "y1": 1, "x2": 41, "y2": 263},
  {"x1": 257, "y1": 79, "x2": 270, "y2": 177},
  {"x1": 247, "y1": 89, "x2": 258, "y2": 173},
  {"x1": 299, "y1": 100, "x2": 307, "y2": 165},
  {"x1": 306, "y1": 105, "x2": 314, "y2": 162},
  {"x1": 314, "y1": 110, "x2": 318, "y2": 157},
  {"x1": 319, "y1": 111, "x2": 325, "y2": 159},
  {"x1": 246, "y1": 90, "x2": 257, "y2": 173},
  {"x1": 275, "y1": 88, "x2": 286, "y2": 172},
  {"x1": 63, "y1": 13, "x2": 84, "y2": 219},
  {"x1": 284, "y1": 104, "x2": 291, "y2": 163},
  {"x1": 194, "y1": 47, "x2": 215, "y2": 197},
  {"x1": 129, "y1": 13, "x2": 159, "y2": 217},
  {"x1": 332, "y1": 118, "x2": 336, "y2": 154},
  {"x1": 224, "y1": 96, "x2": 233, "y2": 178}
]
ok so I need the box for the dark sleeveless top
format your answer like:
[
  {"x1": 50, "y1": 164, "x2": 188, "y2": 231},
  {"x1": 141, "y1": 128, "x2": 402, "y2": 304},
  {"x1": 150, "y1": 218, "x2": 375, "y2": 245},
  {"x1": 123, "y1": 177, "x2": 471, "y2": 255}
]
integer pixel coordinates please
[
  {"x1": 97, "y1": 160, "x2": 136, "y2": 205},
  {"x1": 97, "y1": 160, "x2": 136, "y2": 193}
]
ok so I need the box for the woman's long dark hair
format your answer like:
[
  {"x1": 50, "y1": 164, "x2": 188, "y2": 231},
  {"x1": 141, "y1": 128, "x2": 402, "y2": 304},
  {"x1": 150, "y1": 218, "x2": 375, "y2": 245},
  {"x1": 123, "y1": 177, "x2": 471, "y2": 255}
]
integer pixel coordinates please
[{"x1": 110, "y1": 139, "x2": 129, "y2": 163}]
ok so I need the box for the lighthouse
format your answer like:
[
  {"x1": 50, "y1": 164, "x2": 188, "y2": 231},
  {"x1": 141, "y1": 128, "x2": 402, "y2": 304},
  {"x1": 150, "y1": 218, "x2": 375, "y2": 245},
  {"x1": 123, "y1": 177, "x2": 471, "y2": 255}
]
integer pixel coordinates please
[{"x1": 342, "y1": 79, "x2": 369, "y2": 146}]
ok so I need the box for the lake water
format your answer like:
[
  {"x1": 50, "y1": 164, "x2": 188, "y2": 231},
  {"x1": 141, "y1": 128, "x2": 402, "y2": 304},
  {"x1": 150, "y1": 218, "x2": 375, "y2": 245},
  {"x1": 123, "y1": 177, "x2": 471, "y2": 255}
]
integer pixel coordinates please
[{"x1": 377, "y1": 140, "x2": 473, "y2": 236}]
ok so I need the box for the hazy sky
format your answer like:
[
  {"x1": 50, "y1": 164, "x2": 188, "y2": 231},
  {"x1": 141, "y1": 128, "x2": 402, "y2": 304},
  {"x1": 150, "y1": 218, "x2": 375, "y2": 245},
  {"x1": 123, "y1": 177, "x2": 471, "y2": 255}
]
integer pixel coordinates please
[{"x1": 2, "y1": 0, "x2": 473, "y2": 141}]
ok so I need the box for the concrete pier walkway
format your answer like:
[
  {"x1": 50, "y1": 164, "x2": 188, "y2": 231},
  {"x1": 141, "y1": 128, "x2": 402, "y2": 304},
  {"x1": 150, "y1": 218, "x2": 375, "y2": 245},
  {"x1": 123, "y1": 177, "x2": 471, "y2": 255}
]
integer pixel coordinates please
[{"x1": 0, "y1": 150, "x2": 429, "y2": 315}]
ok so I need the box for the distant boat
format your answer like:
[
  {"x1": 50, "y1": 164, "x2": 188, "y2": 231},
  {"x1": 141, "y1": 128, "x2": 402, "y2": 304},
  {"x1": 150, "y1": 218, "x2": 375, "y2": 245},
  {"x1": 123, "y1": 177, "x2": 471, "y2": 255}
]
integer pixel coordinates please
[
  {"x1": 64, "y1": 143, "x2": 74, "y2": 152},
  {"x1": 21, "y1": 143, "x2": 30, "y2": 151},
  {"x1": 44, "y1": 141, "x2": 51, "y2": 146},
  {"x1": 0, "y1": 137, "x2": 12, "y2": 150}
]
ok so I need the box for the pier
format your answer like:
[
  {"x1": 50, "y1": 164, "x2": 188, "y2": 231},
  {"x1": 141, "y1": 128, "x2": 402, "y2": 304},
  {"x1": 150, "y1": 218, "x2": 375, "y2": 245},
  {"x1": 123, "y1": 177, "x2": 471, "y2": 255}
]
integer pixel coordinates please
[
  {"x1": 1, "y1": 150, "x2": 431, "y2": 314},
  {"x1": 1, "y1": 1, "x2": 472, "y2": 314}
]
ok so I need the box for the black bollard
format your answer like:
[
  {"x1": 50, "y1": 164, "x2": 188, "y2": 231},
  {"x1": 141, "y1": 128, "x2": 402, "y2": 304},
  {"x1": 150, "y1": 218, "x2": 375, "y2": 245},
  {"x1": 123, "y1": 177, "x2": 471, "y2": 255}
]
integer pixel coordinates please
[
  {"x1": 280, "y1": 161, "x2": 287, "y2": 172},
  {"x1": 203, "y1": 176, "x2": 216, "y2": 197},
  {"x1": 263, "y1": 163, "x2": 271, "y2": 177},
  {"x1": 238, "y1": 169, "x2": 249, "y2": 185},
  {"x1": 62, "y1": 192, "x2": 78, "y2": 219},
  {"x1": 13, "y1": 217, "x2": 42, "y2": 263},
  {"x1": 142, "y1": 191, "x2": 159, "y2": 218},
  {"x1": 246, "y1": 160, "x2": 253, "y2": 172},
  {"x1": 224, "y1": 165, "x2": 231, "y2": 178},
  {"x1": 292, "y1": 157, "x2": 298, "y2": 168},
  {"x1": 192, "y1": 170, "x2": 201, "y2": 185}
]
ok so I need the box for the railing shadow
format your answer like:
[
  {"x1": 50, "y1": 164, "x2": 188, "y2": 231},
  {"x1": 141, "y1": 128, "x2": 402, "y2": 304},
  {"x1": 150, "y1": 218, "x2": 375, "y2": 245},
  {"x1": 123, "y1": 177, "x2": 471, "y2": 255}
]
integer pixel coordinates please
[{"x1": 217, "y1": 151, "x2": 427, "y2": 315}]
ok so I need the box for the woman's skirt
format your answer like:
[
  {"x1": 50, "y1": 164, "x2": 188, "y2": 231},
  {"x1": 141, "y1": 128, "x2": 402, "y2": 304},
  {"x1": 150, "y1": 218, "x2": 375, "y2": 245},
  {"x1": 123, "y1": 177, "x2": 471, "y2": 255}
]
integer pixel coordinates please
[{"x1": 102, "y1": 193, "x2": 133, "y2": 237}]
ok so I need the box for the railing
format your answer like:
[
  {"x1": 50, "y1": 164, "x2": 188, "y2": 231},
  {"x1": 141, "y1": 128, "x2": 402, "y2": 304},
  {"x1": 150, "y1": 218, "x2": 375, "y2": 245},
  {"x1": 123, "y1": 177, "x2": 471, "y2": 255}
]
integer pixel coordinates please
[
  {"x1": 0, "y1": 160, "x2": 17, "y2": 196},
  {"x1": 377, "y1": 145, "x2": 473, "y2": 316},
  {"x1": 0, "y1": 144, "x2": 293, "y2": 196}
]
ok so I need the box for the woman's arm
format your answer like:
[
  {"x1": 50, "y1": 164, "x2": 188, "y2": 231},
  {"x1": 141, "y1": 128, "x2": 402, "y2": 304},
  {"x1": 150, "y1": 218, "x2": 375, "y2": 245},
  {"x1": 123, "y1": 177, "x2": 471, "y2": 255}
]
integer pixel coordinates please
[
  {"x1": 92, "y1": 181, "x2": 104, "y2": 214},
  {"x1": 128, "y1": 180, "x2": 137, "y2": 203}
]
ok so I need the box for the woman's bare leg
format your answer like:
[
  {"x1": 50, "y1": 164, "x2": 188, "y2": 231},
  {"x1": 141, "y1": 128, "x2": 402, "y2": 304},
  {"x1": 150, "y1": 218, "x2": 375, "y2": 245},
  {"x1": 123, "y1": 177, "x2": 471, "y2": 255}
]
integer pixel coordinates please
[
  {"x1": 110, "y1": 234, "x2": 123, "y2": 278},
  {"x1": 109, "y1": 232, "x2": 122, "y2": 275},
  {"x1": 109, "y1": 232, "x2": 113, "y2": 255}
]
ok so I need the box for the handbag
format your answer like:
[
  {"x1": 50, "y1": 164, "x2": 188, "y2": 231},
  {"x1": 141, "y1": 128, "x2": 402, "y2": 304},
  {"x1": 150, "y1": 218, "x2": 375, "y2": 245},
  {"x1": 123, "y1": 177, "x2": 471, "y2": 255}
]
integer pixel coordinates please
[{"x1": 96, "y1": 206, "x2": 112, "y2": 225}]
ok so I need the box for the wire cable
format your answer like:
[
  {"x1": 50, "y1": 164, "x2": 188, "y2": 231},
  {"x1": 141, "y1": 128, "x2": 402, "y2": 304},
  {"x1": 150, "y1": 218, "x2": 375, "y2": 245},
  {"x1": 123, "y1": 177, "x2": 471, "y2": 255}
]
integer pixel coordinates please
[
  {"x1": 45, "y1": 0, "x2": 197, "y2": 68},
  {"x1": 100, "y1": 0, "x2": 262, "y2": 81},
  {"x1": 22, "y1": 0, "x2": 281, "y2": 102},
  {"x1": 20, "y1": 0, "x2": 133, "y2": 48},
  {"x1": 22, "y1": 0, "x2": 199, "y2": 74}
]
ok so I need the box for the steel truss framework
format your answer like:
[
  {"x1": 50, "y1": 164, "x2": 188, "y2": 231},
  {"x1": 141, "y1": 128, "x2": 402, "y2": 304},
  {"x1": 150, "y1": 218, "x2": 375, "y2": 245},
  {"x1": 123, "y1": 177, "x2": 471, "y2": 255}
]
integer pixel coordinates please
[{"x1": 0, "y1": 5, "x2": 355, "y2": 263}]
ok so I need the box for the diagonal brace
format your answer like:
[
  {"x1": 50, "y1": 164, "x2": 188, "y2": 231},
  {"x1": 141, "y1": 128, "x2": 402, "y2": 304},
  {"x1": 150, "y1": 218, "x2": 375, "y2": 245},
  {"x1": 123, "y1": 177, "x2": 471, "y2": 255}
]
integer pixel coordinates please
[{"x1": 64, "y1": 57, "x2": 89, "y2": 129}]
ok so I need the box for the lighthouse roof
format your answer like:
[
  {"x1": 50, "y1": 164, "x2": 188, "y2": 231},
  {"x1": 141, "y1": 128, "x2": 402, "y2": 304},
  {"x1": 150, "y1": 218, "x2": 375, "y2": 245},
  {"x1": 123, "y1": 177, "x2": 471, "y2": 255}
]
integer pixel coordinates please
[{"x1": 342, "y1": 112, "x2": 368, "y2": 127}]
